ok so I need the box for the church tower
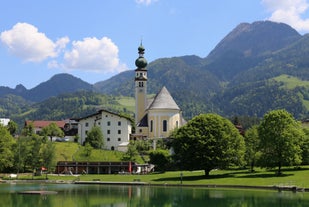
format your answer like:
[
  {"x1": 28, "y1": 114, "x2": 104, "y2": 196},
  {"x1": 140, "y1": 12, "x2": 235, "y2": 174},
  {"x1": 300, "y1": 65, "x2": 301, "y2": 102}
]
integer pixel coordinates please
[{"x1": 135, "y1": 43, "x2": 148, "y2": 124}]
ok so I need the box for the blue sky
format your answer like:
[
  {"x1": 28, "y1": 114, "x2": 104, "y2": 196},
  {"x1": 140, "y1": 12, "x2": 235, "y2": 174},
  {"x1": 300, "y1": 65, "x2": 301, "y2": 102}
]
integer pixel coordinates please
[{"x1": 1, "y1": 0, "x2": 309, "y2": 89}]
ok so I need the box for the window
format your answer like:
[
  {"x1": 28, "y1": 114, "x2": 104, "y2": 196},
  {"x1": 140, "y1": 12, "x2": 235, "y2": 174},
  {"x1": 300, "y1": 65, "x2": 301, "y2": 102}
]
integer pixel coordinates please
[
  {"x1": 118, "y1": 138, "x2": 121, "y2": 141},
  {"x1": 118, "y1": 130, "x2": 121, "y2": 134},
  {"x1": 107, "y1": 130, "x2": 110, "y2": 134},
  {"x1": 118, "y1": 121, "x2": 121, "y2": 126},
  {"x1": 85, "y1": 122, "x2": 89, "y2": 127},
  {"x1": 150, "y1": 120, "x2": 153, "y2": 132},
  {"x1": 107, "y1": 138, "x2": 110, "y2": 141},
  {"x1": 139, "y1": 129, "x2": 142, "y2": 133},
  {"x1": 163, "y1": 120, "x2": 167, "y2": 132},
  {"x1": 98, "y1": 122, "x2": 101, "y2": 125},
  {"x1": 111, "y1": 146, "x2": 115, "y2": 151},
  {"x1": 107, "y1": 121, "x2": 111, "y2": 126},
  {"x1": 176, "y1": 121, "x2": 179, "y2": 128}
]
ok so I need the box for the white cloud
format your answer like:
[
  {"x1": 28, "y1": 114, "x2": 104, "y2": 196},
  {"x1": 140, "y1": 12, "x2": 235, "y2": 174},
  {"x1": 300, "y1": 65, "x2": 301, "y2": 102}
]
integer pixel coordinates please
[
  {"x1": 0, "y1": 22, "x2": 69, "y2": 62},
  {"x1": 1, "y1": 23, "x2": 127, "y2": 75},
  {"x1": 262, "y1": 0, "x2": 309, "y2": 32},
  {"x1": 135, "y1": 0, "x2": 158, "y2": 6},
  {"x1": 63, "y1": 37, "x2": 128, "y2": 73}
]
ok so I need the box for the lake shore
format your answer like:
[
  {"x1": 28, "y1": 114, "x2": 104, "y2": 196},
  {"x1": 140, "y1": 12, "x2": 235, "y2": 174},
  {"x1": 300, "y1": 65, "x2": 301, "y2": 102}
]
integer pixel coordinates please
[{"x1": 2, "y1": 178, "x2": 308, "y2": 193}]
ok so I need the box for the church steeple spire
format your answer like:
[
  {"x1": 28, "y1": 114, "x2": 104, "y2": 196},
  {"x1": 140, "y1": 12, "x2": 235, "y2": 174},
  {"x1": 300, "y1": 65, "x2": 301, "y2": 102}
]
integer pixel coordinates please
[
  {"x1": 135, "y1": 43, "x2": 148, "y2": 125},
  {"x1": 135, "y1": 42, "x2": 147, "y2": 69}
]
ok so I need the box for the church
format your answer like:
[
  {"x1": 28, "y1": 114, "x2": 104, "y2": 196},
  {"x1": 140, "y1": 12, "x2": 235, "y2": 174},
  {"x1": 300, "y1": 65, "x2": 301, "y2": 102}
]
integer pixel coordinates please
[
  {"x1": 131, "y1": 44, "x2": 185, "y2": 140},
  {"x1": 76, "y1": 44, "x2": 185, "y2": 151}
]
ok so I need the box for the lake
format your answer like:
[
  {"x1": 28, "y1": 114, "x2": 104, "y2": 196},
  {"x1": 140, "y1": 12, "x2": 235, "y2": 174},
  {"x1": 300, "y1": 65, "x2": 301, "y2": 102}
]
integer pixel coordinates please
[{"x1": 0, "y1": 183, "x2": 308, "y2": 207}]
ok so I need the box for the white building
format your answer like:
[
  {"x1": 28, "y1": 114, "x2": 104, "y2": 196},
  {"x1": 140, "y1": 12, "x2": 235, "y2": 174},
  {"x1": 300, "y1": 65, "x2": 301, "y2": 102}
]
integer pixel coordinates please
[
  {"x1": 78, "y1": 109, "x2": 132, "y2": 151},
  {"x1": 0, "y1": 118, "x2": 10, "y2": 126}
]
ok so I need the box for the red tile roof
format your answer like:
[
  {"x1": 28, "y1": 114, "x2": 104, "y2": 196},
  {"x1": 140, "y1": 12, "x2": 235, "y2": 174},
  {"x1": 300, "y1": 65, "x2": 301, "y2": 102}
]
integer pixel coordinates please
[{"x1": 25, "y1": 120, "x2": 66, "y2": 129}]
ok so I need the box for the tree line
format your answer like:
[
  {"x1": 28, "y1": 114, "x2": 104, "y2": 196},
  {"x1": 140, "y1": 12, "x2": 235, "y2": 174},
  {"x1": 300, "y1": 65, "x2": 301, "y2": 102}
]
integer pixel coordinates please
[
  {"x1": 0, "y1": 109, "x2": 308, "y2": 176},
  {"x1": 149, "y1": 109, "x2": 309, "y2": 176},
  {"x1": 0, "y1": 122, "x2": 60, "y2": 173}
]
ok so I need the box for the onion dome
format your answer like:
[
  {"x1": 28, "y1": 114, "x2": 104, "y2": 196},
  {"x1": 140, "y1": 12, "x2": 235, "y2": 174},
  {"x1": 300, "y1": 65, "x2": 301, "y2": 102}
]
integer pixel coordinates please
[{"x1": 135, "y1": 44, "x2": 148, "y2": 68}]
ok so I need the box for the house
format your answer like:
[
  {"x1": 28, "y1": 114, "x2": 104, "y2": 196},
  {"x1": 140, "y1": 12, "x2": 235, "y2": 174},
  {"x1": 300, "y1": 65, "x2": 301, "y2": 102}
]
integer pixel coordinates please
[
  {"x1": 24, "y1": 120, "x2": 66, "y2": 135},
  {"x1": 131, "y1": 44, "x2": 185, "y2": 141},
  {"x1": 24, "y1": 119, "x2": 78, "y2": 137},
  {"x1": 77, "y1": 109, "x2": 132, "y2": 151}
]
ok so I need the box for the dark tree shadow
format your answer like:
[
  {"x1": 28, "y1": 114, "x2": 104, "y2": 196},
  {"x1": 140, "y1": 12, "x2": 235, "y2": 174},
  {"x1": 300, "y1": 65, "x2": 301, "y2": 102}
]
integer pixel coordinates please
[{"x1": 152, "y1": 167, "x2": 309, "y2": 182}]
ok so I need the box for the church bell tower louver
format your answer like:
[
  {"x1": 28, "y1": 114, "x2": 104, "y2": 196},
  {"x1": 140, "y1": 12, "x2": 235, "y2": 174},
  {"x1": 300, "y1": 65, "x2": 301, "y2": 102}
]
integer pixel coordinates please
[{"x1": 134, "y1": 43, "x2": 148, "y2": 124}]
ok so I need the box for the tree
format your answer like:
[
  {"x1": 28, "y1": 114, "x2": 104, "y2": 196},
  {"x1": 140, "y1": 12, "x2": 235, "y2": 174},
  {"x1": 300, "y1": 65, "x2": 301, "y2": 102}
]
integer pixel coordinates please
[
  {"x1": 15, "y1": 137, "x2": 32, "y2": 173},
  {"x1": 301, "y1": 127, "x2": 309, "y2": 165},
  {"x1": 83, "y1": 142, "x2": 93, "y2": 157},
  {"x1": 244, "y1": 125, "x2": 260, "y2": 172},
  {"x1": 21, "y1": 122, "x2": 35, "y2": 136},
  {"x1": 6, "y1": 120, "x2": 18, "y2": 136},
  {"x1": 149, "y1": 149, "x2": 171, "y2": 172},
  {"x1": 41, "y1": 141, "x2": 56, "y2": 172},
  {"x1": 27, "y1": 136, "x2": 42, "y2": 171},
  {"x1": 85, "y1": 126, "x2": 104, "y2": 149},
  {"x1": 0, "y1": 125, "x2": 16, "y2": 172},
  {"x1": 258, "y1": 109, "x2": 304, "y2": 175},
  {"x1": 42, "y1": 122, "x2": 64, "y2": 141},
  {"x1": 172, "y1": 113, "x2": 245, "y2": 177},
  {"x1": 122, "y1": 143, "x2": 139, "y2": 162}
]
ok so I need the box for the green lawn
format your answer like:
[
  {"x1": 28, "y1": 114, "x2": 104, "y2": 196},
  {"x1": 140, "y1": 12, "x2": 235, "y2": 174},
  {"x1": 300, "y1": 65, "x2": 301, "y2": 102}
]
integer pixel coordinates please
[
  {"x1": 54, "y1": 142, "x2": 144, "y2": 163},
  {"x1": 16, "y1": 166, "x2": 308, "y2": 189},
  {"x1": 27, "y1": 142, "x2": 309, "y2": 189}
]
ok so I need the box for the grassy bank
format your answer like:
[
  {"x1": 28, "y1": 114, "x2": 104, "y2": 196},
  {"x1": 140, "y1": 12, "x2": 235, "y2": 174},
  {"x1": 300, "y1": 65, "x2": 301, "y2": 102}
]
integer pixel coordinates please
[
  {"x1": 11, "y1": 166, "x2": 309, "y2": 189},
  {"x1": 54, "y1": 142, "x2": 144, "y2": 163}
]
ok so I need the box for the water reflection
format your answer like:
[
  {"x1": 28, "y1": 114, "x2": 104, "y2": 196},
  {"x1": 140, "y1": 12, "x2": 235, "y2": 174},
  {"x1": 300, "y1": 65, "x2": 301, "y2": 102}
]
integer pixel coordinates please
[{"x1": 0, "y1": 183, "x2": 307, "y2": 207}]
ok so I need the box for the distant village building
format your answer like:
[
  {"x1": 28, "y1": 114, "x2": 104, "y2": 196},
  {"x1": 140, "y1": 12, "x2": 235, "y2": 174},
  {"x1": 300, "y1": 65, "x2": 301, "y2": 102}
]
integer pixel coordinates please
[
  {"x1": 25, "y1": 120, "x2": 66, "y2": 135},
  {"x1": 131, "y1": 44, "x2": 185, "y2": 140},
  {"x1": 77, "y1": 109, "x2": 132, "y2": 151},
  {"x1": 0, "y1": 118, "x2": 10, "y2": 126},
  {"x1": 24, "y1": 120, "x2": 78, "y2": 137}
]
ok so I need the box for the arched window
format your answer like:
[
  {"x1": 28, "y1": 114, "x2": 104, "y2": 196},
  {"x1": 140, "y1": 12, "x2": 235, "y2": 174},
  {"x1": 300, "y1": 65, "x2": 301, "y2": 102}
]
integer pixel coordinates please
[
  {"x1": 163, "y1": 120, "x2": 167, "y2": 132},
  {"x1": 150, "y1": 120, "x2": 153, "y2": 132}
]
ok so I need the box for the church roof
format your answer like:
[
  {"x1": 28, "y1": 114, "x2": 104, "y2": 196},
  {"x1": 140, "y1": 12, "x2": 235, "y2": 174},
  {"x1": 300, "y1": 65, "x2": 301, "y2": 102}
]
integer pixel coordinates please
[
  {"x1": 147, "y1": 86, "x2": 180, "y2": 110},
  {"x1": 137, "y1": 114, "x2": 148, "y2": 127}
]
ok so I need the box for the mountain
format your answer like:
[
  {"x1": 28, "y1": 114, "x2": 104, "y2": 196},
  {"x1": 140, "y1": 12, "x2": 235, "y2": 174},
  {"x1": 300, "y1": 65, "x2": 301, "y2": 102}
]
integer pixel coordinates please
[
  {"x1": 204, "y1": 21, "x2": 302, "y2": 81},
  {"x1": 2, "y1": 20, "x2": 309, "y2": 122},
  {"x1": 94, "y1": 21, "x2": 307, "y2": 118},
  {"x1": 93, "y1": 70, "x2": 134, "y2": 96},
  {"x1": 0, "y1": 73, "x2": 94, "y2": 102}
]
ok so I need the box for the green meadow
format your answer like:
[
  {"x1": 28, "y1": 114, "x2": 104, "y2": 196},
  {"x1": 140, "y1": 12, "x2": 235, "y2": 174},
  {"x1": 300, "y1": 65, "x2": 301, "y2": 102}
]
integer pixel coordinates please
[
  {"x1": 273, "y1": 74, "x2": 309, "y2": 110},
  {"x1": 10, "y1": 166, "x2": 309, "y2": 189}
]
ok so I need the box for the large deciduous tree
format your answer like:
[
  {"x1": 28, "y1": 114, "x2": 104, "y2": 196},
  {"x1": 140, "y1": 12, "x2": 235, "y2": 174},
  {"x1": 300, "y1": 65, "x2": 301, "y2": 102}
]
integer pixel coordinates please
[
  {"x1": 258, "y1": 109, "x2": 304, "y2": 175},
  {"x1": 244, "y1": 125, "x2": 260, "y2": 172},
  {"x1": 85, "y1": 126, "x2": 104, "y2": 149},
  {"x1": 41, "y1": 141, "x2": 56, "y2": 172},
  {"x1": 42, "y1": 122, "x2": 64, "y2": 142},
  {"x1": 0, "y1": 125, "x2": 15, "y2": 172},
  {"x1": 301, "y1": 128, "x2": 309, "y2": 165},
  {"x1": 171, "y1": 113, "x2": 245, "y2": 177},
  {"x1": 149, "y1": 149, "x2": 171, "y2": 172}
]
